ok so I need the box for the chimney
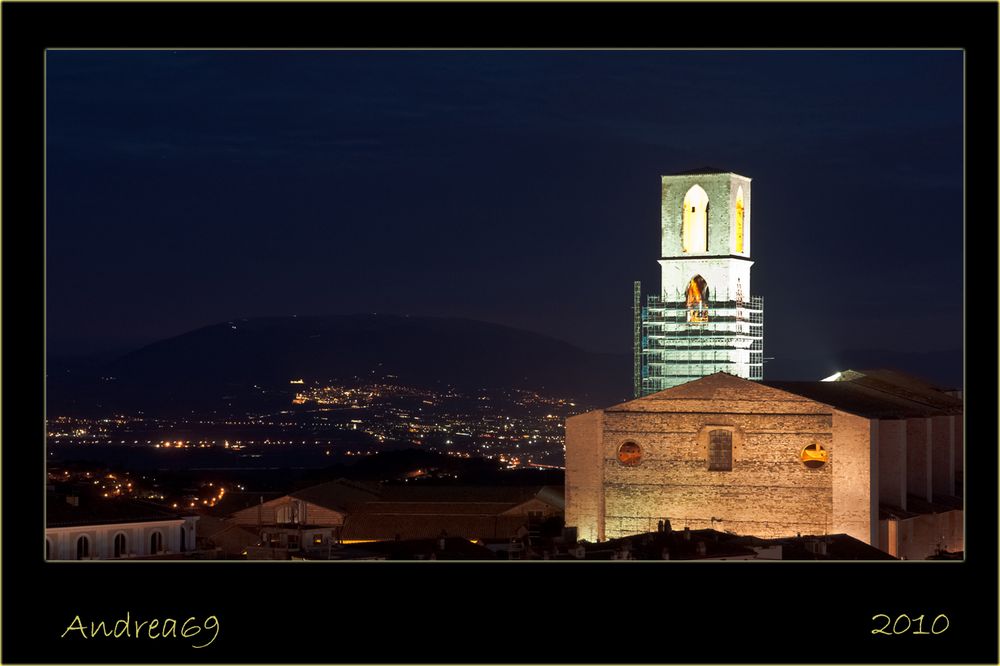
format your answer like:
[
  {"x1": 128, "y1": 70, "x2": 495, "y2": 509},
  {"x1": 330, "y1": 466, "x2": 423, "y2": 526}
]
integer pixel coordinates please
[
  {"x1": 663, "y1": 519, "x2": 672, "y2": 534},
  {"x1": 657, "y1": 520, "x2": 664, "y2": 533}
]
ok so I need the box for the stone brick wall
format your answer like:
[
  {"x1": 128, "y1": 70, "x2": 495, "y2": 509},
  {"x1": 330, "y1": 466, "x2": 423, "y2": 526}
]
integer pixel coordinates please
[
  {"x1": 591, "y1": 376, "x2": 848, "y2": 541},
  {"x1": 954, "y1": 416, "x2": 963, "y2": 473},
  {"x1": 564, "y1": 410, "x2": 605, "y2": 542},
  {"x1": 831, "y1": 410, "x2": 875, "y2": 544},
  {"x1": 906, "y1": 418, "x2": 932, "y2": 502},
  {"x1": 658, "y1": 257, "x2": 753, "y2": 303},
  {"x1": 930, "y1": 415, "x2": 955, "y2": 496},
  {"x1": 878, "y1": 419, "x2": 907, "y2": 509},
  {"x1": 891, "y1": 510, "x2": 963, "y2": 560},
  {"x1": 661, "y1": 173, "x2": 751, "y2": 258},
  {"x1": 565, "y1": 375, "x2": 892, "y2": 547}
]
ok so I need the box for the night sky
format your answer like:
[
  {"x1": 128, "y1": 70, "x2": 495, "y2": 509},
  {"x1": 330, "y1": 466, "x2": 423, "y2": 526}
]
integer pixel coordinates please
[{"x1": 46, "y1": 50, "x2": 963, "y2": 362}]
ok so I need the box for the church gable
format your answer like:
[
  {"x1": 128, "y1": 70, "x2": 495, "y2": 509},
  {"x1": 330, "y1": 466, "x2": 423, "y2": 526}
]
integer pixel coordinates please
[{"x1": 608, "y1": 372, "x2": 828, "y2": 414}]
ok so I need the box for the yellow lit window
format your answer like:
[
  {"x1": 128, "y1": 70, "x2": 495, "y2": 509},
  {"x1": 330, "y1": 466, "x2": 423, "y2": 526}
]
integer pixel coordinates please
[
  {"x1": 682, "y1": 185, "x2": 709, "y2": 253},
  {"x1": 800, "y1": 443, "x2": 828, "y2": 469},
  {"x1": 735, "y1": 186, "x2": 745, "y2": 254},
  {"x1": 686, "y1": 276, "x2": 709, "y2": 323},
  {"x1": 617, "y1": 441, "x2": 642, "y2": 466}
]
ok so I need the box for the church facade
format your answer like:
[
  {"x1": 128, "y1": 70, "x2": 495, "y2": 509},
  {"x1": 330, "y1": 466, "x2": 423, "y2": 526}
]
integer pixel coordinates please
[
  {"x1": 565, "y1": 371, "x2": 963, "y2": 559},
  {"x1": 634, "y1": 169, "x2": 763, "y2": 397}
]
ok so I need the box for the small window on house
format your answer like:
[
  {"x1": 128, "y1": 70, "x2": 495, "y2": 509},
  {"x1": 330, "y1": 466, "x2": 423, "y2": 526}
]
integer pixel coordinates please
[
  {"x1": 150, "y1": 531, "x2": 163, "y2": 554},
  {"x1": 618, "y1": 441, "x2": 642, "y2": 466},
  {"x1": 114, "y1": 533, "x2": 127, "y2": 558},
  {"x1": 76, "y1": 535, "x2": 90, "y2": 560},
  {"x1": 313, "y1": 533, "x2": 324, "y2": 545},
  {"x1": 800, "y1": 443, "x2": 828, "y2": 469},
  {"x1": 708, "y1": 430, "x2": 733, "y2": 471}
]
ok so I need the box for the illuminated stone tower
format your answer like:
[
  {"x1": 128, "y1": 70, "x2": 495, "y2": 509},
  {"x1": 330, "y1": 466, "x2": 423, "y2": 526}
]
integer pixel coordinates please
[{"x1": 633, "y1": 169, "x2": 763, "y2": 396}]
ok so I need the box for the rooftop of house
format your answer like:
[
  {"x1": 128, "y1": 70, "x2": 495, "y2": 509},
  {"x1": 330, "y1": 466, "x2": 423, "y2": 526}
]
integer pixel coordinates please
[
  {"x1": 47, "y1": 494, "x2": 196, "y2": 528},
  {"x1": 340, "y1": 513, "x2": 531, "y2": 542},
  {"x1": 289, "y1": 478, "x2": 381, "y2": 511}
]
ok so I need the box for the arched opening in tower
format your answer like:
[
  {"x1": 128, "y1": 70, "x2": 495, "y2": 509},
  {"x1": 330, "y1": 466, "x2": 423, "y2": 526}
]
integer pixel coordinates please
[
  {"x1": 686, "y1": 275, "x2": 709, "y2": 322},
  {"x1": 682, "y1": 184, "x2": 709, "y2": 253},
  {"x1": 735, "y1": 185, "x2": 745, "y2": 254}
]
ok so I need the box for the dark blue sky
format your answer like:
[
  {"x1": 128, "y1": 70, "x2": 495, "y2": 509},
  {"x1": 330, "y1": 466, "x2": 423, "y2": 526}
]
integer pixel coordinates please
[{"x1": 46, "y1": 50, "x2": 963, "y2": 360}]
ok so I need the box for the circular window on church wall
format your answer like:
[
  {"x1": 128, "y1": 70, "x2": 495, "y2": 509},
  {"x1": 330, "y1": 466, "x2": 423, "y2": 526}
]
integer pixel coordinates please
[
  {"x1": 800, "y1": 443, "x2": 828, "y2": 469},
  {"x1": 618, "y1": 442, "x2": 642, "y2": 466}
]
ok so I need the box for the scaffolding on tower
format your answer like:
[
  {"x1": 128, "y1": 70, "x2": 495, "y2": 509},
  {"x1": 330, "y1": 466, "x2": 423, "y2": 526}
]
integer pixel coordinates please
[{"x1": 634, "y1": 289, "x2": 764, "y2": 397}]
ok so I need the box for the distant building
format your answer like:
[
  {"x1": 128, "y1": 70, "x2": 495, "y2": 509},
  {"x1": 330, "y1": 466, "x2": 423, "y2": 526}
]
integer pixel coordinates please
[
  {"x1": 46, "y1": 495, "x2": 199, "y2": 560},
  {"x1": 194, "y1": 514, "x2": 260, "y2": 558},
  {"x1": 214, "y1": 481, "x2": 564, "y2": 558},
  {"x1": 224, "y1": 479, "x2": 380, "y2": 553},
  {"x1": 634, "y1": 169, "x2": 763, "y2": 397},
  {"x1": 565, "y1": 370, "x2": 962, "y2": 559}
]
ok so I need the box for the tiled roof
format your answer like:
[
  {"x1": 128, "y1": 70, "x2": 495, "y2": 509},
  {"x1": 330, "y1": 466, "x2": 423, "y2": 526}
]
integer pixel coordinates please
[
  {"x1": 47, "y1": 496, "x2": 195, "y2": 528},
  {"x1": 761, "y1": 379, "x2": 959, "y2": 419},
  {"x1": 839, "y1": 369, "x2": 962, "y2": 410},
  {"x1": 351, "y1": 501, "x2": 524, "y2": 516},
  {"x1": 290, "y1": 479, "x2": 381, "y2": 511},
  {"x1": 375, "y1": 484, "x2": 556, "y2": 504},
  {"x1": 341, "y1": 513, "x2": 528, "y2": 541},
  {"x1": 206, "y1": 492, "x2": 285, "y2": 516}
]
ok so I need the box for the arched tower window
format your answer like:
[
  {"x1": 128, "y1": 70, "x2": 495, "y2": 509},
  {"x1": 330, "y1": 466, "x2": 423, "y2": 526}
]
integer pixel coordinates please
[
  {"x1": 682, "y1": 185, "x2": 709, "y2": 253},
  {"x1": 735, "y1": 186, "x2": 745, "y2": 254},
  {"x1": 686, "y1": 275, "x2": 709, "y2": 323},
  {"x1": 113, "y1": 533, "x2": 127, "y2": 558}
]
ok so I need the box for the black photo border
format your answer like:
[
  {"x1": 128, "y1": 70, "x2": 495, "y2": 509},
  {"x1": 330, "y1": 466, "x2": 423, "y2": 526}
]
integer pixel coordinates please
[{"x1": 3, "y1": 1, "x2": 997, "y2": 664}]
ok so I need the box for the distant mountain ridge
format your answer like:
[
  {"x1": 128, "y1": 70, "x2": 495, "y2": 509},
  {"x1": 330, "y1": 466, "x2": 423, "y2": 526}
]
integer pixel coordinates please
[
  {"x1": 47, "y1": 314, "x2": 633, "y2": 415},
  {"x1": 46, "y1": 313, "x2": 962, "y2": 417}
]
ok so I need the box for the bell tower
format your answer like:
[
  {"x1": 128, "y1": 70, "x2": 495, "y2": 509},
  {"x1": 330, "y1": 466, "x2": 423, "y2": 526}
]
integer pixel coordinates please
[{"x1": 633, "y1": 168, "x2": 763, "y2": 397}]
